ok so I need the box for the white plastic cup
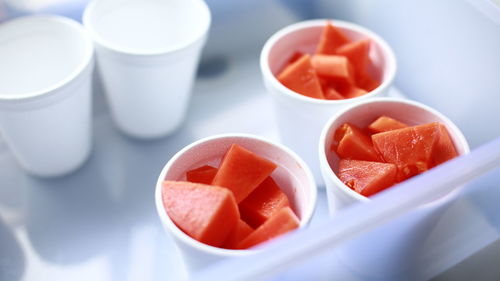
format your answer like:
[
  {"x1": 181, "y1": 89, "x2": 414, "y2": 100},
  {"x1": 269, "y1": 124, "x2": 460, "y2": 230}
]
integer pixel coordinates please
[
  {"x1": 260, "y1": 19, "x2": 397, "y2": 187},
  {"x1": 0, "y1": 15, "x2": 94, "y2": 177},
  {"x1": 318, "y1": 97, "x2": 470, "y2": 278},
  {"x1": 83, "y1": 0, "x2": 211, "y2": 139},
  {"x1": 155, "y1": 133, "x2": 317, "y2": 273}
]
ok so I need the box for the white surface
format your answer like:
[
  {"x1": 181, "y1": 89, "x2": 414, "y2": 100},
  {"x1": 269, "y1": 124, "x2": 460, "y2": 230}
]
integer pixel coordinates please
[
  {"x1": 260, "y1": 19, "x2": 396, "y2": 185},
  {"x1": 83, "y1": 0, "x2": 210, "y2": 139},
  {"x1": 0, "y1": 53, "x2": 498, "y2": 281},
  {"x1": 0, "y1": 15, "x2": 93, "y2": 177}
]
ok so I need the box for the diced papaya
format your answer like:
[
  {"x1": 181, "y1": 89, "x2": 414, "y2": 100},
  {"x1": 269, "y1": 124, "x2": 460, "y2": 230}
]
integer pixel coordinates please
[
  {"x1": 239, "y1": 177, "x2": 290, "y2": 228},
  {"x1": 311, "y1": 55, "x2": 354, "y2": 84},
  {"x1": 358, "y1": 72, "x2": 380, "y2": 92},
  {"x1": 277, "y1": 54, "x2": 325, "y2": 99},
  {"x1": 431, "y1": 124, "x2": 459, "y2": 166},
  {"x1": 316, "y1": 22, "x2": 351, "y2": 55},
  {"x1": 222, "y1": 219, "x2": 254, "y2": 249},
  {"x1": 324, "y1": 87, "x2": 344, "y2": 100},
  {"x1": 162, "y1": 181, "x2": 239, "y2": 247},
  {"x1": 372, "y1": 123, "x2": 441, "y2": 180},
  {"x1": 236, "y1": 207, "x2": 299, "y2": 249},
  {"x1": 212, "y1": 144, "x2": 277, "y2": 203},
  {"x1": 287, "y1": 51, "x2": 305, "y2": 65},
  {"x1": 335, "y1": 39, "x2": 371, "y2": 83},
  {"x1": 333, "y1": 123, "x2": 380, "y2": 161},
  {"x1": 341, "y1": 85, "x2": 368, "y2": 99},
  {"x1": 368, "y1": 116, "x2": 408, "y2": 134},
  {"x1": 186, "y1": 165, "x2": 218, "y2": 185},
  {"x1": 338, "y1": 159, "x2": 397, "y2": 196}
]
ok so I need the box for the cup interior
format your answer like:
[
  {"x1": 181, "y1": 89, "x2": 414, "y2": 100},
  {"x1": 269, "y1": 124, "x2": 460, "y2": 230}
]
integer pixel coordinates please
[
  {"x1": 84, "y1": 0, "x2": 211, "y2": 54},
  {"x1": 155, "y1": 134, "x2": 317, "y2": 255},
  {"x1": 265, "y1": 20, "x2": 395, "y2": 87},
  {"x1": 161, "y1": 135, "x2": 316, "y2": 226},
  {"x1": 0, "y1": 16, "x2": 93, "y2": 99},
  {"x1": 321, "y1": 98, "x2": 470, "y2": 200}
]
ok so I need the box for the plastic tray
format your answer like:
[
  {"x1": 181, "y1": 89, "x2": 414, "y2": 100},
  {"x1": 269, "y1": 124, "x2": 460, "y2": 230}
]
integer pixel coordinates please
[{"x1": 1, "y1": 52, "x2": 500, "y2": 280}]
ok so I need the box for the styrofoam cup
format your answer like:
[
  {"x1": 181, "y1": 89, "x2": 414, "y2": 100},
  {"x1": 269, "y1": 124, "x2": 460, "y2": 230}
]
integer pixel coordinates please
[
  {"x1": 260, "y1": 19, "x2": 397, "y2": 186},
  {"x1": 83, "y1": 0, "x2": 211, "y2": 139},
  {"x1": 0, "y1": 15, "x2": 94, "y2": 177},
  {"x1": 318, "y1": 97, "x2": 470, "y2": 278},
  {"x1": 155, "y1": 133, "x2": 317, "y2": 273}
]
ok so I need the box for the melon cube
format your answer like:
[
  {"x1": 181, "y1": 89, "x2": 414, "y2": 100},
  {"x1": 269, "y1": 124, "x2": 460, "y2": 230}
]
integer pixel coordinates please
[
  {"x1": 333, "y1": 123, "x2": 380, "y2": 161},
  {"x1": 372, "y1": 123, "x2": 441, "y2": 180},
  {"x1": 162, "y1": 181, "x2": 239, "y2": 247},
  {"x1": 431, "y1": 124, "x2": 459, "y2": 166},
  {"x1": 239, "y1": 177, "x2": 290, "y2": 228},
  {"x1": 277, "y1": 54, "x2": 324, "y2": 99},
  {"x1": 316, "y1": 22, "x2": 351, "y2": 55},
  {"x1": 222, "y1": 219, "x2": 254, "y2": 249},
  {"x1": 212, "y1": 144, "x2": 277, "y2": 203},
  {"x1": 368, "y1": 116, "x2": 408, "y2": 134},
  {"x1": 186, "y1": 165, "x2": 218, "y2": 185},
  {"x1": 237, "y1": 207, "x2": 299, "y2": 249},
  {"x1": 339, "y1": 159, "x2": 397, "y2": 196}
]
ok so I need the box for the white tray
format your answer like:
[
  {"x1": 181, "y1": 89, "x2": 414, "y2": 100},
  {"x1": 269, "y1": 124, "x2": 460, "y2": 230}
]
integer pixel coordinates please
[{"x1": 0, "y1": 53, "x2": 499, "y2": 281}]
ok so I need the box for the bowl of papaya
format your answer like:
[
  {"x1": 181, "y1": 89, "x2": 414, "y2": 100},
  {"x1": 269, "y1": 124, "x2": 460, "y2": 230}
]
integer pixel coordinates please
[
  {"x1": 318, "y1": 97, "x2": 469, "y2": 278},
  {"x1": 260, "y1": 19, "x2": 397, "y2": 186},
  {"x1": 155, "y1": 133, "x2": 317, "y2": 272}
]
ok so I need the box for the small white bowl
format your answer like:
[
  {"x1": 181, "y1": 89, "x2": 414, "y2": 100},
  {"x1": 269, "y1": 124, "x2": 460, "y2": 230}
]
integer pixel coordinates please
[
  {"x1": 260, "y1": 19, "x2": 397, "y2": 186},
  {"x1": 318, "y1": 97, "x2": 470, "y2": 278},
  {"x1": 155, "y1": 133, "x2": 317, "y2": 272},
  {"x1": 319, "y1": 97, "x2": 469, "y2": 210}
]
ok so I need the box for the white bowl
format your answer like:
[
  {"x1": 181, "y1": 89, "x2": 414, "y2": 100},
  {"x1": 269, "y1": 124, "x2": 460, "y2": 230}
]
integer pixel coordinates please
[
  {"x1": 155, "y1": 133, "x2": 317, "y2": 272},
  {"x1": 318, "y1": 97, "x2": 470, "y2": 278},
  {"x1": 260, "y1": 19, "x2": 397, "y2": 186}
]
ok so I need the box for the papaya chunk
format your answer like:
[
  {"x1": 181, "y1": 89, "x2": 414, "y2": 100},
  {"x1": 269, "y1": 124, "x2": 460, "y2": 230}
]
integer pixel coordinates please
[
  {"x1": 212, "y1": 144, "x2": 277, "y2": 203},
  {"x1": 222, "y1": 219, "x2": 254, "y2": 249},
  {"x1": 372, "y1": 123, "x2": 441, "y2": 180},
  {"x1": 239, "y1": 177, "x2": 290, "y2": 228},
  {"x1": 334, "y1": 123, "x2": 380, "y2": 161},
  {"x1": 324, "y1": 87, "x2": 344, "y2": 100},
  {"x1": 431, "y1": 124, "x2": 459, "y2": 166},
  {"x1": 162, "y1": 181, "x2": 239, "y2": 247},
  {"x1": 335, "y1": 39, "x2": 371, "y2": 82},
  {"x1": 277, "y1": 54, "x2": 324, "y2": 99},
  {"x1": 237, "y1": 207, "x2": 299, "y2": 249},
  {"x1": 186, "y1": 165, "x2": 218, "y2": 185},
  {"x1": 311, "y1": 54, "x2": 354, "y2": 84},
  {"x1": 368, "y1": 116, "x2": 408, "y2": 134},
  {"x1": 316, "y1": 22, "x2": 351, "y2": 55},
  {"x1": 339, "y1": 159, "x2": 397, "y2": 196}
]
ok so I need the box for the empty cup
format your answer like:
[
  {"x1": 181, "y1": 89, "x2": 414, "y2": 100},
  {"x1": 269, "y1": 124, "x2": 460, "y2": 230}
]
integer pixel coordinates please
[
  {"x1": 0, "y1": 15, "x2": 94, "y2": 177},
  {"x1": 260, "y1": 19, "x2": 397, "y2": 186},
  {"x1": 83, "y1": 0, "x2": 211, "y2": 139},
  {"x1": 155, "y1": 133, "x2": 317, "y2": 272}
]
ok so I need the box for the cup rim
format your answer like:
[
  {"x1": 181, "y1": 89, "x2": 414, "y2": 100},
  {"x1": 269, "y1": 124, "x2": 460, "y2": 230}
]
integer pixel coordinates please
[
  {"x1": 318, "y1": 97, "x2": 470, "y2": 204},
  {"x1": 154, "y1": 133, "x2": 318, "y2": 256},
  {"x1": 260, "y1": 19, "x2": 397, "y2": 106},
  {"x1": 83, "y1": 0, "x2": 211, "y2": 56},
  {"x1": 0, "y1": 15, "x2": 94, "y2": 101}
]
